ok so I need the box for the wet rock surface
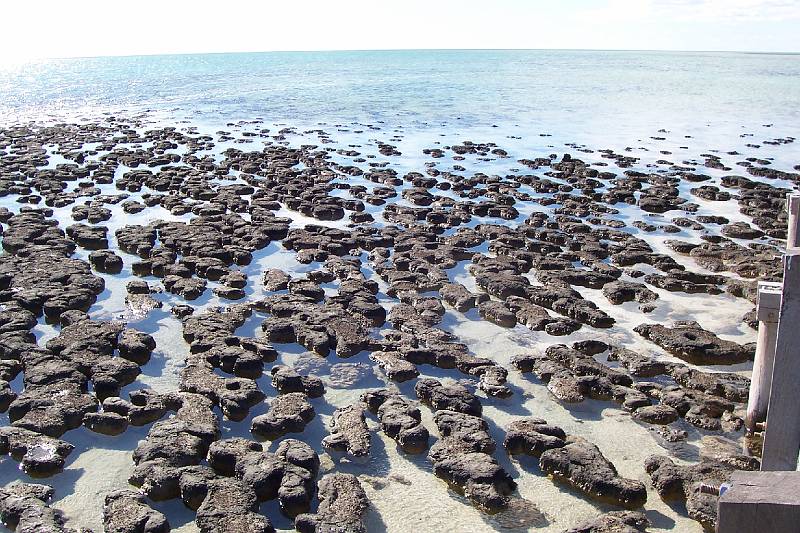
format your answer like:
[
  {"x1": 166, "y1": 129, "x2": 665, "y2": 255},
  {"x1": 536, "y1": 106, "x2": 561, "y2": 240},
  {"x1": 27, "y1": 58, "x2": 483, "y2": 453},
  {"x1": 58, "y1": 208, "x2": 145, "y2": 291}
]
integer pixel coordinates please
[
  {"x1": 645, "y1": 442, "x2": 760, "y2": 530},
  {"x1": 415, "y1": 378, "x2": 482, "y2": 417},
  {"x1": 362, "y1": 388, "x2": 430, "y2": 453},
  {"x1": 295, "y1": 473, "x2": 369, "y2": 533},
  {"x1": 103, "y1": 489, "x2": 170, "y2": 533},
  {"x1": 251, "y1": 392, "x2": 315, "y2": 440},
  {"x1": 512, "y1": 345, "x2": 639, "y2": 406},
  {"x1": 270, "y1": 364, "x2": 325, "y2": 397},
  {"x1": 634, "y1": 321, "x2": 754, "y2": 365},
  {"x1": 0, "y1": 426, "x2": 75, "y2": 477},
  {"x1": 505, "y1": 417, "x2": 648, "y2": 510},
  {"x1": 429, "y1": 408, "x2": 516, "y2": 513},
  {"x1": 504, "y1": 417, "x2": 567, "y2": 457},
  {"x1": 321, "y1": 403, "x2": 371, "y2": 457},
  {"x1": 540, "y1": 436, "x2": 648, "y2": 509},
  {"x1": 0, "y1": 483, "x2": 78, "y2": 532},
  {"x1": 563, "y1": 510, "x2": 650, "y2": 533}
]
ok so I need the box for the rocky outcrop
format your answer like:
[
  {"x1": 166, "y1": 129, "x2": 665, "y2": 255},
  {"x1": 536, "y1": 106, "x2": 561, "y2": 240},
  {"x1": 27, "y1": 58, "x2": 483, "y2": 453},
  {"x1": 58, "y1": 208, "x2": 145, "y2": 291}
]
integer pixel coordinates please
[
  {"x1": 634, "y1": 321, "x2": 754, "y2": 365},
  {"x1": 270, "y1": 365, "x2": 325, "y2": 397},
  {"x1": 0, "y1": 483, "x2": 77, "y2": 532},
  {"x1": 415, "y1": 378, "x2": 482, "y2": 416},
  {"x1": 512, "y1": 347, "x2": 642, "y2": 409},
  {"x1": 251, "y1": 392, "x2": 315, "y2": 440},
  {"x1": 103, "y1": 490, "x2": 170, "y2": 533},
  {"x1": 540, "y1": 437, "x2": 647, "y2": 509},
  {"x1": 129, "y1": 393, "x2": 218, "y2": 501},
  {"x1": 563, "y1": 510, "x2": 649, "y2": 533},
  {"x1": 322, "y1": 403, "x2": 371, "y2": 457},
  {"x1": 645, "y1": 445, "x2": 759, "y2": 530},
  {"x1": 426, "y1": 408, "x2": 515, "y2": 513},
  {"x1": 194, "y1": 478, "x2": 275, "y2": 533},
  {"x1": 602, "y1": 280, "x2": 658, "y2": 306},
  {"x1": 369, "y1": 350, "x2": 419, "y2": 382},
  {"x1": 235, "y1": 439, "x2": 319, "y2": 517},
  {"x1": 295, "y1": 473, "x2": 368, "y2": 533},
  {"x1": 361, "y1": 389, "x2": 429, "y2": 454},
  {"x1": 180, "y1": 355, "x2": 264, "y2": 421},
  {"x1": 0, "y1": 426, "x2": 75, "y2": 477},
  {"x1": 0, "y1": 114, "x2": 787, "y2": 533},
  {"x1": 504, "y1": 418, "x2": 567, "y2": 457}
]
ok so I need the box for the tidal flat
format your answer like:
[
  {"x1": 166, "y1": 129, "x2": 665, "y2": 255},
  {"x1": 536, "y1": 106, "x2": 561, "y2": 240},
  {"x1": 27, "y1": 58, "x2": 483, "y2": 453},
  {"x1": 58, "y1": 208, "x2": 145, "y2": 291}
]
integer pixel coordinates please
[{"x1": 0, "y1": 112, "x2": 797, "y2": 533}]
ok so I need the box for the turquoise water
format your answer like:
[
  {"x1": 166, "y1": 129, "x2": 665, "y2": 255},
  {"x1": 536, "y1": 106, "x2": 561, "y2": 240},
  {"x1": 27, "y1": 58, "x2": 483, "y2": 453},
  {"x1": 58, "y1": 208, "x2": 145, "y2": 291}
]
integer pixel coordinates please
[{"x1": 1, "y1": 49, "x2": 799, "y2": 142}]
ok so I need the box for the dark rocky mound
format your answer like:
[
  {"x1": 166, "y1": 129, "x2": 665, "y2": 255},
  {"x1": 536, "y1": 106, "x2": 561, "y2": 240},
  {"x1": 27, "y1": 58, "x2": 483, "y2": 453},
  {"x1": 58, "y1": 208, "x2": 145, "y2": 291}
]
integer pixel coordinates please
[
  {"x1": 540, "y1": 437, "x2": 647, "y2": 509},
  {"x1": 361, "y1": 388, "x2": 430, "y2": 454},
  {"x1": 250, "y1": 392, "x2": 315, "y2": 440},
  {"x1": 634, "y1": 321, "x2": 754, "y2": 365},
  {"x1": 103, "y1": 490, "x2": 170, "y2": 533},
  {"x1": 321, "y1": 403, "x2": 371, "y2": 457},
  {"x1": 645, "y1": 442, "x2": 759, "y2": 530},
  {"x1": 0, "y1": 483, "x2": 80, "y2": 532},
  {"x1": 295, "y1": 473, "x2": 369, "y2": 533},
  {"x1": 504, "y1": 417, "x2": 567, "y2": 457},
  {"x1": 426, "y1": 408, "x2": 515, "y2": 513},
  {"x1": 563, "y1": 510, "x2": 649, "y2": 533},
  {"x1": 415, "y1": 378, "x2": 482, "y2": 417},
  {"x1": 0, "y1": 426, "x2": 75, "y2": 477}
]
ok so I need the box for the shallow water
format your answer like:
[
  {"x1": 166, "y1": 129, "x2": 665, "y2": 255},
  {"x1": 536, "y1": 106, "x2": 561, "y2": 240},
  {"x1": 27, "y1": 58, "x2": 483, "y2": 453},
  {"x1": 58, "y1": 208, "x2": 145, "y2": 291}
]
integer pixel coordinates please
[{"x1": 0, "y1": 49, "x2": 799, "y2": 533}]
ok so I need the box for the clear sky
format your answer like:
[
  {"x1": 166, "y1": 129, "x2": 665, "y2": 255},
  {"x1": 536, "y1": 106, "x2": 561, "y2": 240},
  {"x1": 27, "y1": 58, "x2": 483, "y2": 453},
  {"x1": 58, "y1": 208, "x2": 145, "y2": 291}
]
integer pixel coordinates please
[{"x1": 2, "y1": 0, "x2": 798, "y2": 62}]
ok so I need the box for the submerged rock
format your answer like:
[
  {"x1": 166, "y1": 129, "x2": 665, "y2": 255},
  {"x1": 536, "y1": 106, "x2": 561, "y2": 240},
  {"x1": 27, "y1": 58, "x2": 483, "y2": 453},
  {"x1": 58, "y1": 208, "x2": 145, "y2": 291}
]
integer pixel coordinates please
[
  {"x1": 295, "y1": 473, "x2": 368, "y2": 533},
  {"x1": 322, "y1": 403, "x2": 371, "y2": 457},
  {"x1": 564, "y1": 510, "x2": 650, "y2": 533},
  {"x1": 645, "y1": 451, "x2": 758, "y2": 530},
  {"x1": 540, "y1": 436, "x2": 647, "y2": 509},
  {"x1": 251, "y1": 392, "x2": 315, "y2": 440},
  {"x1": 361, "y1": 389, "x2": 429, "y2": 454},
  {"x1": 103, "y1": 489, "x2": 170, "y2": 533},
  {"x1": 415, "y1": 378, "x2": 482, "y2": 416},
  {"x1": 634, "y1": 321, "x2": 754, "y2": 365},
  {"x1": 0, "y1": 427, "x2": 75, "y2": 477},
  {"x1": 0, "y1": 483, "x2": 75, "y2": 532}
]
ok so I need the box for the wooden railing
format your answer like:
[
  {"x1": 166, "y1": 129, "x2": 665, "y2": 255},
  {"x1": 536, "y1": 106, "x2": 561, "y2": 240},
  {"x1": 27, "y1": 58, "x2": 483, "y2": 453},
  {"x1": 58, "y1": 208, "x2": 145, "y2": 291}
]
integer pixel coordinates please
[{"x1": 747, "y1": 193, "x2": 800, "y2": 471}]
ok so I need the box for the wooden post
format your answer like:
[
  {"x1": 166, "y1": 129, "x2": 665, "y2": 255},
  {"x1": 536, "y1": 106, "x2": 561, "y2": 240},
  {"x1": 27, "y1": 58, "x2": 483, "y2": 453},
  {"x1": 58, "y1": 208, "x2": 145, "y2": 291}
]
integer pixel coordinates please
[
  {"x1": 717, "y1": 471, "x2": 800, "y2": 532},
  {"x1": 761, "y1": 249, "x2": 800, "y2": 471},
  {"x1": 788, "y1": 194, "x2": 800, "y2": 249},
  {"x1": 745, "y1": 281, "x2": 782, "y2": 433}
]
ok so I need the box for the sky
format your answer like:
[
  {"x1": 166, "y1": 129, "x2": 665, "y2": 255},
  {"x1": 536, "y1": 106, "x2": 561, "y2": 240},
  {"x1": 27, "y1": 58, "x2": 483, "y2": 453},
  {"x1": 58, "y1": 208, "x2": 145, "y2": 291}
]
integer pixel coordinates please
[{"x1": 1, "y1": 0, "x2": 799, "y2": 62}]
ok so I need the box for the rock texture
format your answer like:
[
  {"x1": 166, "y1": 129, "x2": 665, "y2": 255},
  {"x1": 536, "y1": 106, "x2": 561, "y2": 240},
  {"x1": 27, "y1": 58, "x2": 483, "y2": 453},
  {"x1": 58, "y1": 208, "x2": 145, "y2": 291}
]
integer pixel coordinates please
[{"x1": 295, "y1": 473, "x2": 369, "y2": 533}]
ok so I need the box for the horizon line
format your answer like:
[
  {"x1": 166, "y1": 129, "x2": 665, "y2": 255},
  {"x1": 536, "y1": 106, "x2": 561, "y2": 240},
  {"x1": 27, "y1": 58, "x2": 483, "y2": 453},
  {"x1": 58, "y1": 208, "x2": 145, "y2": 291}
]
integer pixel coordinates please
[{"x1": 21, "y1": 46, "x2": 800, "y2": 62}]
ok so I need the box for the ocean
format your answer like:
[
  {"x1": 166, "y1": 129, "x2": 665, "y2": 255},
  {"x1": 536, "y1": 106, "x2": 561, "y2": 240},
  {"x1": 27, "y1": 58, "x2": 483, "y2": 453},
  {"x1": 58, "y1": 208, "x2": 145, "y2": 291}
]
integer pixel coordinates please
[
  {"x1": 1, "y1": 49, "x2": 799, "y2": 139},
  {"x1": 0, "y1": 50, "x2": 798, "y2": 533}
]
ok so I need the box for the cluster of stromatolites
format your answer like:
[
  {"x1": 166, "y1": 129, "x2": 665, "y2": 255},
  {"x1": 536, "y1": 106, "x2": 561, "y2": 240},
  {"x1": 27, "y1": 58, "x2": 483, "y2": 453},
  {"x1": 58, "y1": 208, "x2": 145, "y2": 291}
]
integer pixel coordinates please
[{"x1": 0, "y1": 118, "x2": 795, "y2": 532}]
